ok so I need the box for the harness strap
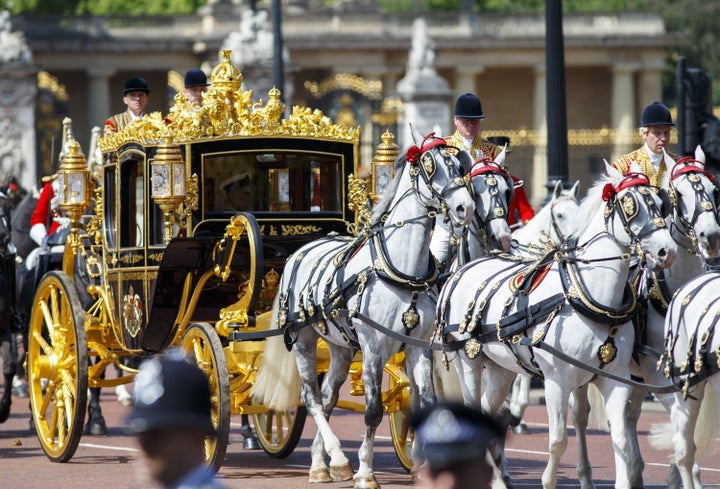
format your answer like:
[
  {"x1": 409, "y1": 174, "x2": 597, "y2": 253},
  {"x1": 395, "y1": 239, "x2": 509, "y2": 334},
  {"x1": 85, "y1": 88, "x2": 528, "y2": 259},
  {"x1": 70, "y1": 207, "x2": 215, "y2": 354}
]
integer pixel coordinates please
[
  {"x1": 442, "y1": 293, "x2": 566, "y2": 349},
  {"x1": 518, "y1": 336, "x2": 684, "y2": 394}
]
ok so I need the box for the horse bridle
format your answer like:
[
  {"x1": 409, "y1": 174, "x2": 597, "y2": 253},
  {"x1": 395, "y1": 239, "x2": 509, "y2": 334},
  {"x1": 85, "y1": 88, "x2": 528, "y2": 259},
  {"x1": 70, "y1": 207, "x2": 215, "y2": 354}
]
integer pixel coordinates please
[
  {"x1": 667, "y1": 158, "x2": 720, "y2": 252},
  {"x1": 604, "y1": 174, "x2": 667, "y2": 249},
  {"x1": 405, "y1": 135, "x2": 468, "y2": 220},
  {"x1": 467, "y1": 159, "x2": 513, "y2": 231}
]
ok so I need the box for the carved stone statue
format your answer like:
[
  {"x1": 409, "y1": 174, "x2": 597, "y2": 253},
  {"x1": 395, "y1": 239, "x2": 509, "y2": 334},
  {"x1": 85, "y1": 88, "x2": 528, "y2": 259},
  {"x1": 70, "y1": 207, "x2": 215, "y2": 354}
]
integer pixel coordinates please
[{"x1": 0, "y1": 10, "x2": 31, "y2": 63}]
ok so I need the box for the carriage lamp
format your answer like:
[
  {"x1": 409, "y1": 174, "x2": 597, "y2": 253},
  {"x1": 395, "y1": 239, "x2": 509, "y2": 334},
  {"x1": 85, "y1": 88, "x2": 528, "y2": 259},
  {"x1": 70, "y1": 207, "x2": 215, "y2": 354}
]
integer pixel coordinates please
[
  {"x1": 57, "y1": 138, "x2": 91, "y2": 236},
  {"x1": 151, "y1": 138, "x2": 187, "y2": 243},
  {"x1": 371, "y1": 130, "x2": 399, "y2": 203}
]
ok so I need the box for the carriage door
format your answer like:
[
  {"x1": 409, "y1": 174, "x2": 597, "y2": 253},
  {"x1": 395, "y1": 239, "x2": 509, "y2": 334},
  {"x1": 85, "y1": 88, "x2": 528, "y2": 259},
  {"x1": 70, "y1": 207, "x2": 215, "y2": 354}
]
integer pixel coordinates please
[{"x1": 113, "y1": 148, "x2": 150, "y2": 350}]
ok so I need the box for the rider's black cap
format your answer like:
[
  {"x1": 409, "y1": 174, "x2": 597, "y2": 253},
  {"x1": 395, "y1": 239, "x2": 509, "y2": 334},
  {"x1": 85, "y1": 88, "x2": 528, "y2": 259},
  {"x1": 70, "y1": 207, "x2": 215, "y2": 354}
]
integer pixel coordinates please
[
  {"x1": 640, "y1": 101, "x2": 674, "y2": 127},
  {"x1": 123, "y1": 76, "x2": 150, "y2": 95},
  {"x1": 126, "y1": 349, "x2": 216, "y2": 435},
  {"x1": 454, "y1": 93, "x2": 484, "y2": 119},
  {"x1": 184, "y1": 68, "x2": 209, "y2": 88},
  {"x1": 411, "y1": 401, "x2": 503, "y2": 471}
]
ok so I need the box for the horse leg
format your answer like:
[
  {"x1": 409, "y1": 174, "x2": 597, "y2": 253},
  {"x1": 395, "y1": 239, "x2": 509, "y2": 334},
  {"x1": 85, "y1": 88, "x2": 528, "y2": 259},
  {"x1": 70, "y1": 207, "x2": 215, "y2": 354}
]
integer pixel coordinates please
[
  {"x1": 0, "y1": 330, "x2": 17, "y2": 423},
  {"x1": 594, "y1": 378, "x2": 632, "y2": 489},
  {"x1": 240, "y1": 414, "x2": 260, "y2": 450},
  {"x1": 509, "y1": 373, "x2": 531, "y2": 434},
  {"x1": 481, "y1": 359, "x2": 517, "y2": 489},
  {"x1": 669, "y1": 389, "x2": 703, "y2": 489},
  {"x1": 569, "y1": 385, "x2": 595, "y2": 489},
  {"x1": 625, "y1": 386, "x2": 647, "y2": 489},
  {"x1": 541, "y1": 378, "x2": 572, "y2": 489},
  {"x1": 295, "y1": 331, "x2": 351, "y2": 483},
  {"x1": 85, "y1": 357, "x2": 107, "y2": 435},
  {"x1": 354, "y1": 349, "x2": 385, "y2": 489}
]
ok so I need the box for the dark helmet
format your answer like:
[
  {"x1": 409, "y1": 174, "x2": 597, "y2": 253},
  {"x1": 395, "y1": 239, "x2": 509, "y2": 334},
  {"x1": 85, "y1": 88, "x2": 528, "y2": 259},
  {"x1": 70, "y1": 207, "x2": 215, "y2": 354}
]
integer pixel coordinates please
[
  {"x1": 123, "y1": 76, "x2": 150, "y2": 95},
  {"x1": 454, "y1": 93, "x2": 484, "y2": 119},
  {"x1": 640, "y1": 101, "x2": 674, "y2": 127},
  {"x1": 410, "y1": 401, "x2": 503, "y2": 471},
  {"x1": 184, "y1": 68, "x2": 209, "y2": 89},
  {"x1": 126, "y1": 349, "x2": 216, "y2": 435}
]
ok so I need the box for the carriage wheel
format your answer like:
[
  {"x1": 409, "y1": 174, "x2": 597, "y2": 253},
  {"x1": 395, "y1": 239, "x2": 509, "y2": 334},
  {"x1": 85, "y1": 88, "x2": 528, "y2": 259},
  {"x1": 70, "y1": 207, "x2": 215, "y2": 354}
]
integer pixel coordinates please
[
  {"x1": 27, "y1": 271, "x2": 88, "y2": 462},
  {"x1": 253, "y1": 403, "x2": 307, "y2": 458},
  {"x1": 181, "y1": 322, "x2": 230, "y2": 473},
  {"x1": 387, "y1": 371, "x2": 413, "y2": 472}
]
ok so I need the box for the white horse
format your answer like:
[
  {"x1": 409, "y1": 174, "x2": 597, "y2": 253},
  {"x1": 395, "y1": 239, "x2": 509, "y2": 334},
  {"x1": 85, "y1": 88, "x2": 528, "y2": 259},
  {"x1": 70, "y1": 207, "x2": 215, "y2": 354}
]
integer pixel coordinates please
[
  {"x1": 652, "y1": 264, "x2": 720, "y2": 489},
  {"x1": 432, "y1": 152, "x2": 516, "y2": 402},
  {"x1": 507, "y1": 180, "x2": 582, "y2": 433},
  {"x1": 436, "y1": 162, "x2": 677, "y2": 489},
  {"x1": 252, "y1": 129, "x2": 475, "y2": 489},
  {"x1": 580, "y1": 148, "x2": 720, "y2": 489}
]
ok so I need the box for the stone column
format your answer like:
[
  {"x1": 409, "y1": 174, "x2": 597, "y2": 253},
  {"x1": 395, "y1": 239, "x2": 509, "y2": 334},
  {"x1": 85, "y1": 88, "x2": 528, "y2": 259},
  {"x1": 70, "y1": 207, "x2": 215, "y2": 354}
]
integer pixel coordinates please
[
  {"x1": 454, "y1": 67, "x2": 483, "y2": 99},
  {"x1": 638, "y1": 58, "x2": 664, "y2": 109},
  {"x1": 531, "y1": 63, "x2": 547, "y2": 205},
  {"x1": 611, "y1": 62, "x2": 640, "y2": 161},
  {"x1": 87, "y1": 66, "x2": 116, "y2": 130}
]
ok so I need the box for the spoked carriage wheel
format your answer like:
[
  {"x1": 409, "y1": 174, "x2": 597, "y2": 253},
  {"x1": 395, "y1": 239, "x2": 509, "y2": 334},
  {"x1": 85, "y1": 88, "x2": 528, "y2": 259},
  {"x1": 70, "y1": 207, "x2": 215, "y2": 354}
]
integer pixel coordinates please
[
  {"x1": 181, "y1": 322, "x2": 231, "y2": 473},
  {"x1": 387, "y1": 367, "x2": 413, "y2": 472},
  {"x1": 28, "y1": 271, "x2": 88, "y2": 462},
  {"x1": 253, "y1": 403, "x2": 307, "y2": 458}
]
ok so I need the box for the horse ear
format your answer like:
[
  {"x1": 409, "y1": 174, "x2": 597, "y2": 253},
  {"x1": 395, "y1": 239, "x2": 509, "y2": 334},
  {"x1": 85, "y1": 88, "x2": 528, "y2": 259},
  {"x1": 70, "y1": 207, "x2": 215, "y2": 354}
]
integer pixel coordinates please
[
  {"x1": 695, "y1": 144, "x2": 706, "y2": 164},
  {"x1": 494, "y1": 144, "x2": 507, "y2": 167},
  {"x1": 662, "y1": 149, "x2": 677, "y2": 169},
  {"x1": 629, "y1": 161, "x2": 643, "y2": 174},
  {"x1": 455, "y1": 150, "x2": 472, "y2": 175},
  {"x1": 570, "y1": 180, "x2": 580, "y2": 199},
  {"x1": 409, "y1": 123, "x2": 423, "y2": 146},
  {"x1": 553, "y1": 180, "x2": 563, "y2": 199}
]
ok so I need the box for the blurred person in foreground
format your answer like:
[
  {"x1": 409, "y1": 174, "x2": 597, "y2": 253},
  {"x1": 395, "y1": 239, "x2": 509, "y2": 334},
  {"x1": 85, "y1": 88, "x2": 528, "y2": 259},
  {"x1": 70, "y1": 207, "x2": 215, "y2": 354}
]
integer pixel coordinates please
[
  {"x1": 126, "y1": 349, "x2": 227, "y2": 489},
  {"x1": 412, "y1": 401, "x2": 504, "y2": 489}
]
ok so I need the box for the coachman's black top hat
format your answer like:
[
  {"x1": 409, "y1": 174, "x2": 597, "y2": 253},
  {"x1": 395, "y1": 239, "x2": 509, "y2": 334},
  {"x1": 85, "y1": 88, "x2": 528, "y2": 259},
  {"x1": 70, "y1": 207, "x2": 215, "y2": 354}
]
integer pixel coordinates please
[
  {"x1": 126, "y1": 349, "x2": 216, "y2": 435},
  {"x1": 184, "y1": 68, "x2": 209, "y2": 89},
  {"x1": 641, "y1": 101, "x2": 674, "y2": 127},
  {"x1": 455, "y1": 93, "x2": 485, "y2": 119},
  {"x1": 411, "y1": 401, "x2": 503, "y2": 471},
  {"x1": 123, "y1": 76, "x2": 150, "y2": 95}
]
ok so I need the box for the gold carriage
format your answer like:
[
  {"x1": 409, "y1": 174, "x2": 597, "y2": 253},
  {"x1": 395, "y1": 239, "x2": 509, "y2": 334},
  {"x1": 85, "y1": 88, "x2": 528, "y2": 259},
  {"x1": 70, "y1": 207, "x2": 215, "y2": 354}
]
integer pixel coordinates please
[{"x1": 27, "y1": 51, "x2": 414, "y2": 471}]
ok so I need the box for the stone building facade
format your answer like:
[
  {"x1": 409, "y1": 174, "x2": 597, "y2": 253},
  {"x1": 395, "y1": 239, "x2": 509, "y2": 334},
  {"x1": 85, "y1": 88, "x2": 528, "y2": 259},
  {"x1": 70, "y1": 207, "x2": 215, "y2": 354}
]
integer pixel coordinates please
[{"x1": 11, "y1": 2, "x2": 676, "y2": 202}]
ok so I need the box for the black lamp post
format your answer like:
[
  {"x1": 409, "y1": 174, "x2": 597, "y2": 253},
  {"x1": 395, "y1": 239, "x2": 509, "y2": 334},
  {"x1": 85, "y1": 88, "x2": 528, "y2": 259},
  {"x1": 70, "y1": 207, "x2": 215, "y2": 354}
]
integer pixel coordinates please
[
  {"x1": 544, "y1": 0, "x2": 571, "y2": 203},
  {"x1": 271, "y1": 0, "x2": 285, "y2": 103}
]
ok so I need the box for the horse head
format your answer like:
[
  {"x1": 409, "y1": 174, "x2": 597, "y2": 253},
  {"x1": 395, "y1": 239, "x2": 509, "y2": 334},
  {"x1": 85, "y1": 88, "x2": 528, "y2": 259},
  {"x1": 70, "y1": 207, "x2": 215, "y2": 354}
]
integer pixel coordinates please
[
  {"x1": 602, "y1": 161, "x2": 676, "y2": 270},
  {"x1": 404, "y1": 126, "x2": 475, "y2": 227},
  {"x1": 663, "y1": 145, "x2": 720, "y2": 259},
  {"x1": 465, "y1": 147, "x2": 513, "y2": 252},
  {"x1": 548, "y1": 180, "x2": 581, "y2": 243}
]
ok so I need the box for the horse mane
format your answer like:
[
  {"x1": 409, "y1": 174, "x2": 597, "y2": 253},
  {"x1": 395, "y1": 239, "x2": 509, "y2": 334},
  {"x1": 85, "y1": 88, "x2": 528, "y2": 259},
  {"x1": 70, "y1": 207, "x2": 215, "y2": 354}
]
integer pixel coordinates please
[
  {"x1": 371, "y1": 153, "x2": 407, "y2": 220},
  {"x1": 570, "y1": 177, "x2": 606, "y2": 239},
  {"x1": 512, "y1": 199, "x2": 552, "y2": 243}
]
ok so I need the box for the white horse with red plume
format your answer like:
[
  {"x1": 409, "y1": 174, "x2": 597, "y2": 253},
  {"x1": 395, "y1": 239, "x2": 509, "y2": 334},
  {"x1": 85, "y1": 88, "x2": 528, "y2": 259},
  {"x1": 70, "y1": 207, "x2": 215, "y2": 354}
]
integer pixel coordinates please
[
  {"x1": 436, "y1": 162, "x2": 677, "y2": 489},
  {"x1": 252, "y1": 128, "x2": 475, "y2": 488}
]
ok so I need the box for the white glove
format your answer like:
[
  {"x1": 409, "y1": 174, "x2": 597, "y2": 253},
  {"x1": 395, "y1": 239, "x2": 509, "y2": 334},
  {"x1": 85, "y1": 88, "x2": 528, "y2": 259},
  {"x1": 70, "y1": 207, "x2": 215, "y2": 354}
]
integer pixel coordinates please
[{"x1": 29, "y1": 222, "x2": 48, "y2": 246}]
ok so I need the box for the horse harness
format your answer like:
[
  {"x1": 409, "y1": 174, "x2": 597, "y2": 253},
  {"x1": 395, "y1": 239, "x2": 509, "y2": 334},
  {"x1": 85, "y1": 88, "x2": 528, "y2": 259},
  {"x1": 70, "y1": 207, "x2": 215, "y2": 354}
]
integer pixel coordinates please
[
  {"x1": 440, "y1": 175, "x2": 668, "y2": 380},
  {"x1": 275, "y1": 137, "x2": 465, "y2": 350}
]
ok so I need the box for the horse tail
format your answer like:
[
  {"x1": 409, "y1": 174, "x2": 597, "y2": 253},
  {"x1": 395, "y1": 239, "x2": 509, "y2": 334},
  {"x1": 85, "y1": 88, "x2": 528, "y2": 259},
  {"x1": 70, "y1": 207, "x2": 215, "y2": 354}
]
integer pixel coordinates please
[
  {"x1": 586, "y1": 382, "x2": 609, "y2": 431},
  {"x1": 251, "y1": 293, "x2": 301, "y2": 412},
  {"x1": 649, "y1": 382, "x2": 720, "y2": 457},
  {"x1": 694, "y1": 381, "x2": 719, "y2": 458}
]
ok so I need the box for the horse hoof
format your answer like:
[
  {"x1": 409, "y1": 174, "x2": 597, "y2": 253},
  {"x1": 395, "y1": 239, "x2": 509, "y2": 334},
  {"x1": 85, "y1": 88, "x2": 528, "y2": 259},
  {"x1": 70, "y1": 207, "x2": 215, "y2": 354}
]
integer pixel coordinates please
[
  {"x1": 243, "y1": 435, "x2": 260, "y2": 450},
  {"x1": 0, "y1": 399, "x2": 11, "y2": 423},
  {"x1": 329, "y1": 463, "x2": 354, "y2": 481},
  {"x1": 354, "y1": 475, "x2": 380, "y2": 489},
  {"x1": 308, "y1": 467, "x2": 332, "y2": 483},
  {"x1": 509, "y1": 414, "x2": 521, "y2": 427},
  {"x1": 512, "y1": 422, "x2": 529, "y2": 435},
  {"x1": 115, "y1": 385, "x2": 133, "y2": 407},
  {"x1": 84, "y1": 418, "x2": 108, "y2": 436}
]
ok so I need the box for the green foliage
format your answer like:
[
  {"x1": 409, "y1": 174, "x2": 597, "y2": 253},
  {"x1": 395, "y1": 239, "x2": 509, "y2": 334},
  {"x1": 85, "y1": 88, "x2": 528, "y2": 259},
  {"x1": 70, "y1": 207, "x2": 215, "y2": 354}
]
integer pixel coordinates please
[{"x1": 10, "y1": 0, "x2": 203, "y2": 14}]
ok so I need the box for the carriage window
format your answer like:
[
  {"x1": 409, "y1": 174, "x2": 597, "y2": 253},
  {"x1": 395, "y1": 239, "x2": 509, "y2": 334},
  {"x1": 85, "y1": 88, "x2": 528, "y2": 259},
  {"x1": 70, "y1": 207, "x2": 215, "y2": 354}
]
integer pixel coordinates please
[
  {"x1": 120, "y1": 158, "x2": 145, "y2": 248},
  {"x1": 103, "y1": 166, "x2": 117, "y2": 249},
  {"x1": 202, "y1": 151, "x2": 342, "y2": 213}
]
